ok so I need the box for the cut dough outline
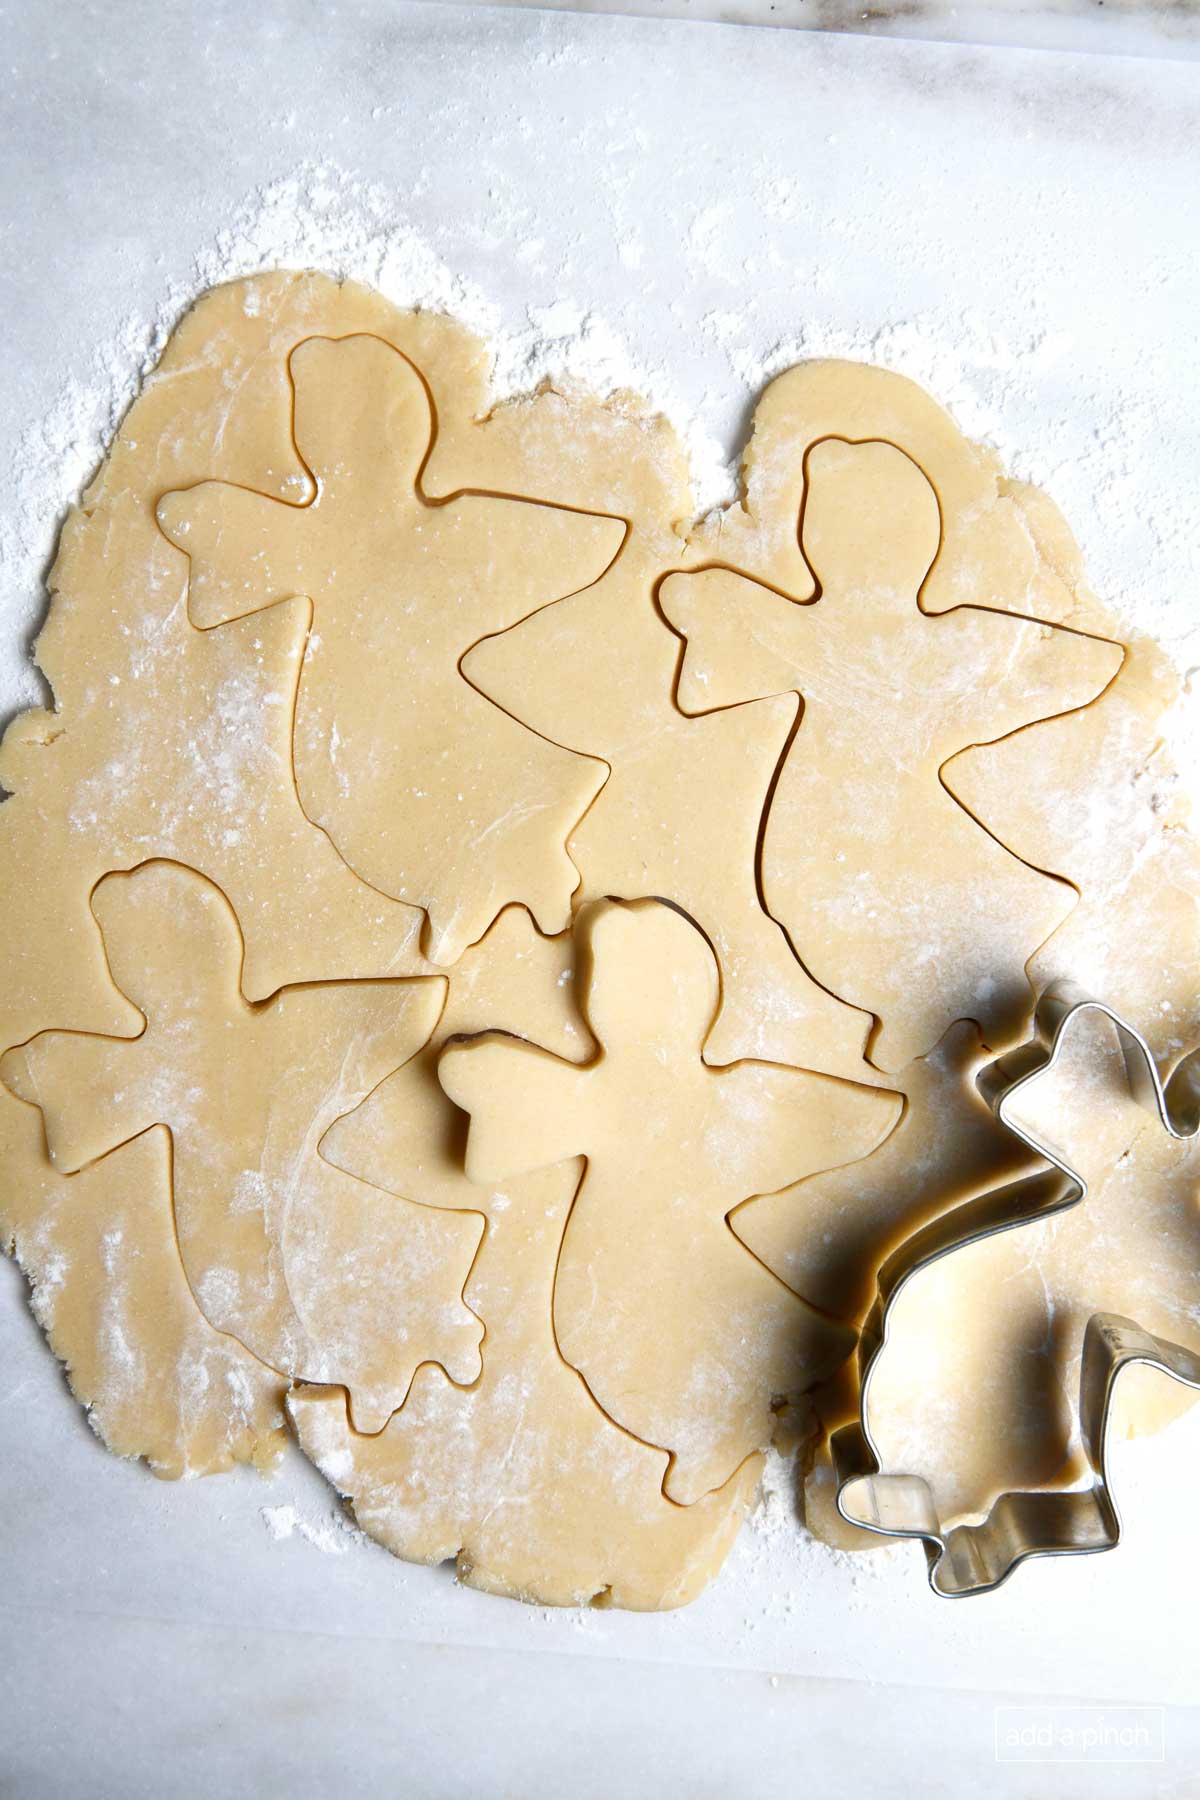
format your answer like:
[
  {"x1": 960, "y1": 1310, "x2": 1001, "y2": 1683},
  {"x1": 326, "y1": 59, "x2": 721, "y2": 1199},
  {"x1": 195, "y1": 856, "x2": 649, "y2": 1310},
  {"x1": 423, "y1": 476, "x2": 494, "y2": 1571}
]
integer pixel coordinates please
[
  {"x1": 740, "y1": 1020, "x2": 1041, "y2": 1326},
  {"x1": 290, "y1": 900, "x2": 763, "y2": 1606},
  {"x1": 157, "y1": 331, "x2": 629, "y2": 962},
  {"x1": 660, "y1": 433, "x2": 1127, "y2": 1070},
  {"x1": 464, "y1": 547, "x2": 876, "y2": 1074},
  {"x1": 948, "y1": 634, "x2": 1199, "y2": 1064},
  {"x1": 292, "y1": 1147, "x2": 767, "y2": 1519},
  {"x1": 432, "y1": 362, "x2": 879, "y2": 1077},
  {"x1": 322, "y1": 894, "x2": 770, "y2": 1498},
  {"x1": 0, "y1": 854, "x2": 491, "y2": 1430},
  {"x1": 0, "y1": 1087, "x2": 291, "y2": 1479},
  {"x1": 543, "y1": 1089, "x2": 852, "y2": 1508},
  {"x1": 2, "y1": 270, "x2": 1187, "y2": 1604},
  {"x1": 440, "y1": 894, "x2": 901, "y2": 1502},
  {"x1": 0, "y1": 570, "x2": 434, "y2": 1041},
  {"x1": 686, "y1": 357, "x2": 1115, "y2": 633}
]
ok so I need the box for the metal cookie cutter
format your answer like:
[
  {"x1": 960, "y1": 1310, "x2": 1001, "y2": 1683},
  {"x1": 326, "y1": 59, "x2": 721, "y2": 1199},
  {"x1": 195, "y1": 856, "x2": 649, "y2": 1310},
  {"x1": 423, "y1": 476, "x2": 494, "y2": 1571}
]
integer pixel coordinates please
[{"x1": 830, "y1": 984, "x2": 1200, "y2": 1597}]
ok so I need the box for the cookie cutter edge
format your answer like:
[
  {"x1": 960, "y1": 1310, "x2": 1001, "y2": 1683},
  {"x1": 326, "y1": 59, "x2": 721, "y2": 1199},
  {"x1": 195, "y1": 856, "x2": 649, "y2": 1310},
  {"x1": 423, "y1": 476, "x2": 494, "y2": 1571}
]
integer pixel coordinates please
[{"x1": 829, "y1": 983, "x2": 1200, "y2": 1597}]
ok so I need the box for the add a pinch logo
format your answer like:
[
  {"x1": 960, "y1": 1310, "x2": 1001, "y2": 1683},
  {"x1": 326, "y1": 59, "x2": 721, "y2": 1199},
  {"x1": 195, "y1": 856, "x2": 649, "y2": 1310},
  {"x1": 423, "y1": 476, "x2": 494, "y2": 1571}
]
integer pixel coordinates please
[{"x1": 995, "y1": 1707, "x2": 1165, "y2": 1764}]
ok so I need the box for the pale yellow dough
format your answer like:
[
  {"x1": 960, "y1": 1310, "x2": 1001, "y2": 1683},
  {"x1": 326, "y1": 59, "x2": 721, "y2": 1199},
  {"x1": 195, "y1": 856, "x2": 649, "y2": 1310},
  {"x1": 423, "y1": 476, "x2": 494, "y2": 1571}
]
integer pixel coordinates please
[
  {"x1": 454, "y1": 389, "x2": 874, "y2": 1076},
  {"x1": 660, "y1": 439, "x2": 1123, "y2": 1071},
  {"x1": 2, "y1": 862, "x2": 482, "y2": 1433},
  {"x1": 951, "y1": 636, "x2": 1200, "y2": 1061},
  {"x1": 0, "y1": 1086, "x2": 287, "y2": 1478},
  {"x1": 157, "y1": 334, "x2": 622, "y2": 966},
  {"x1": 735, "y1": 1020, "x2": 1035, "y2": 1323},
  {"x1": 0, "y1": 291, "x2": 445, "y2": 1050},
  {"x1": 685, "y1": 357, "x2": 1112, "y2": 632},
  {"x1": 293, "y1": 906, "x2": 759, "y2": 1609},
  {"x1": 2, "y1": 267, "x2": 1194, "y2": 1605},
  {"x1": 440, "y1": 900, "x2": 899, "y2": 1504}
]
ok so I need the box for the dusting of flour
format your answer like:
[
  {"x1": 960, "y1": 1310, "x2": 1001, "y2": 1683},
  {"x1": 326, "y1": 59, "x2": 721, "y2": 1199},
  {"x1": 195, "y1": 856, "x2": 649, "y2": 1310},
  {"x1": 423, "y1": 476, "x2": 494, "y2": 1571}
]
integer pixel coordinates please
[
  {"x1": 261, "y1": 1499, "x2": 365, "y2": 1556},
  {"x1": 3, "y1": 159, "x2": 1198, "y2": 1572},
  {"x1": 5, "y1": 159, "x2": 1197, "y2": 753}
]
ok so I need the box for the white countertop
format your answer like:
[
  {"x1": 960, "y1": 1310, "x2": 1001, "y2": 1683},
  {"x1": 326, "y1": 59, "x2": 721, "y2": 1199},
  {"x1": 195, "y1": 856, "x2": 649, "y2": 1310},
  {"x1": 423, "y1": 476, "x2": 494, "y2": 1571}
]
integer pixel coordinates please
[
  {"x1": 425, "y1": 0, "x2": 1200, "y2": 59},
  {"x1": 2, "y1": 4, "x2": 1199, "y2": 1793}
]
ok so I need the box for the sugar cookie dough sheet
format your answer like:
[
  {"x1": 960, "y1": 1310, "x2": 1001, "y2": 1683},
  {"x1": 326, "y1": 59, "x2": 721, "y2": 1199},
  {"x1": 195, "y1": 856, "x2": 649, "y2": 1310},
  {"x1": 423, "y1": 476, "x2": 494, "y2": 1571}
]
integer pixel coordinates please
[{"x1": 1, "y1": 262, "x2": 1195, "y2": 1613}]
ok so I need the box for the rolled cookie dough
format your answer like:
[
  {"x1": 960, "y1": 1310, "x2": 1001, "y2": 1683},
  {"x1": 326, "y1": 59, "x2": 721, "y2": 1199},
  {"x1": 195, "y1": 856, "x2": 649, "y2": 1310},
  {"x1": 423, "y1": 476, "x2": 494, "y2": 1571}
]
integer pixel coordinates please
[
  {"x1": 3, "y1": 268, "x2": 1192, "y2": 1607},
  {"x1": 157, "y1": 333, "x2": 622, "y2": 965},
  {"x1": 660, "y1": 439, "x2": 1122, "y2": 1070},
  {"x1": 295, "y1": 906, "x2": 759, "y2": 1609},
  {"x1": 440, "y1": 899, "x2": 899, "y2": 1504},
  {"x1": 3, "y1": 862, "x2": 482, "y2": 1434}
]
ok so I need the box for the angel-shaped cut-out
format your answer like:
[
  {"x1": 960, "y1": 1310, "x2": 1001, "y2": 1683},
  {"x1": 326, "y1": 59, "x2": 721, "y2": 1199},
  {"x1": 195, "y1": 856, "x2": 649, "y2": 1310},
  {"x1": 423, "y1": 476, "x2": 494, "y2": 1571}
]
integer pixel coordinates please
[
  {"x1": 290, "y1": 1155, "x2": 758, "y2": 1606},
  {"x1": 298, "y1": 907, "x2": 758, "y2": 1607},
  {"x1": 0, "y1": 861, "x2": 483, "y2": 1432},
  {"x1": 0, "y1": 504, "x2": 432, "y2": 1050},
  {"x1": 659, "y1": 439, "x2": 1124, "y2": 1070},
  {"x1": 450, "y1": 390, "x2": 872, "y2": 1075},
  {"x1": 440, "y1": 899, "x2": 899, "y2": 1503},
  {"x1": 853, "y1": 1005, "x2": 1200, "y2": 1536},
  {"x1": 157, "y1": 333, "x2": 625, "y2": 964},
  {"x1": 290, "y1": 1158, "x2": 758, "y2": 1609}
]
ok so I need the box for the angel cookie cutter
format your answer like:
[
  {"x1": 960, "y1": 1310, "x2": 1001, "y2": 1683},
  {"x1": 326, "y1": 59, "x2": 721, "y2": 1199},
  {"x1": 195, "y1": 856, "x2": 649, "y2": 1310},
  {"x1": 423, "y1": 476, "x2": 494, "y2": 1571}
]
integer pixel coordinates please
[{"x1": 830, "y1": 985, "x2": 1200, "y2": 1597}]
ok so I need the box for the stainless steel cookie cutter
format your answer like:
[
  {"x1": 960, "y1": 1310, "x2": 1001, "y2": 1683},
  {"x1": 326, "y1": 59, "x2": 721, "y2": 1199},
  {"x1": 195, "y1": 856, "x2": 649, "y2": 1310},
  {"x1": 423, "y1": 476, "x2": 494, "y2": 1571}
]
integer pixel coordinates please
[{"x1": 830, "y1": 983, "x2": 1200, "y2": 1597}]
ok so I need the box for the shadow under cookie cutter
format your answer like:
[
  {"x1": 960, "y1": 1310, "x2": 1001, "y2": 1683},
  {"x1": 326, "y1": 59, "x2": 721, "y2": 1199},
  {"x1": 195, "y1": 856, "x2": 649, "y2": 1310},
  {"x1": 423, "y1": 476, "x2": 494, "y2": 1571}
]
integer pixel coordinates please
[{"x1": 830, "y1": 984, "x2": 1200, "y2": 1597}]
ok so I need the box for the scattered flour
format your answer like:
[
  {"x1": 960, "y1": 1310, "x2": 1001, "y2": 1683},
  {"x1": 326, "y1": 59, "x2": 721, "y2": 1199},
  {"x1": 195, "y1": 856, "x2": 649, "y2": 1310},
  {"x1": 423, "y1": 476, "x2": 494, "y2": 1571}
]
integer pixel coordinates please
[
  {"x1": 0, "y1": 162, "x2": 714, "y2": 680},
  {"x1": 4, "y1": 156, "x2": 1198, "y2": 1609},
  {"x1": 260, "y1": 1499, "x2": 365, "y2": 1556},
  {"x1": 738, "y1": 1444, "x2": 901, "y2": 1610},
  {"x1": 6, "y1": 159, "x2": 1196, "y2": 746}
]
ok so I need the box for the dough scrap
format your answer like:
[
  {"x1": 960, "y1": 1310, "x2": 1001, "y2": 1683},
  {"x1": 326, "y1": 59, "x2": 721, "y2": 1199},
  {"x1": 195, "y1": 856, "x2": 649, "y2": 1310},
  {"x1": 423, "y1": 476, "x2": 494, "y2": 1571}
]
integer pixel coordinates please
[
  {"x1": 157, "y1": 333, "x2": 623, "y2": 965},
  {"x1": 294, "y1": 904, "x2": 758, "y2": 1609},
  {"x1": 1, "y1": 860, "x2": 483, "y2": 1433},
  {"x1": 660, "y1": 439, "x2": 1123, "y2": 1070},
  {"x1": 440, "y1": 899, "x2": 900, "y2": 1504},
  {"x1": 0, "y1": 1087, "x2": 286, "y2": 1478},
  {"x1": 862, "y1": 1008, "x2": 1200, "y2": 1523},
  {"x1": 451, "y1": 389, "x2": 873, "y2": 1075},
  {"x1": 950, "y1": 635, "x2": 1200, "y2": 1060}
]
